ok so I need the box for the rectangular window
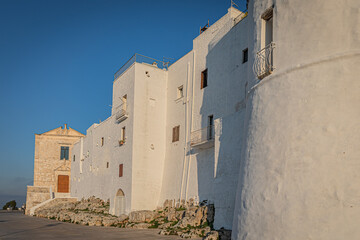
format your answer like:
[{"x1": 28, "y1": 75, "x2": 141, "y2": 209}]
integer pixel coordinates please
[
  {"x1": 242, "y1": 48, "x2": 248, "y2": 63},
  {"x1": 101, "y1": 137, "x2": 104, "y2": 146},
  {"x1": 208, "y1": 115, "x2": 214, "y2": 140},
  {"x1": 172, "y1": 125, "x2": 180, "y2": 142},
  {"x1": 122, "y1": 94, "x2": 127, "y2": 111},
  {"x1": 60, "y1": 146, "x2": 69, "y2": 160},
  {"x1": 119, "y1": 127, "x2": 126, "y2": 146},
  {"x1": 201, "y1": 69, "x2": 208, "y2": 89},
  {"x1": 106, "y1": 162, "x2": 109, "y2": 168},
  {"x1": 119, "y1": 164, "x2": 123, "y2": 177},
  {"x1": 177, "y1": 85, "x2": 184, "y2": 99},
  {"x1": 73, "y1": 155, "x2": 75, "y2": 162},
  {"x1": 262, "y1": 8, "x2": 273, "y2": 47}
]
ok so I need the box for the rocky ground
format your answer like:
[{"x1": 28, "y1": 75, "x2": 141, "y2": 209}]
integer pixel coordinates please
[{"x1": 33, "y1": 197, "x2": 231, "y2": 239}]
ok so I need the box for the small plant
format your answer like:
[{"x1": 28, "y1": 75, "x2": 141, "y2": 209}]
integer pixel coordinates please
[
  {"x1": 175, "y1": 206, "x2": 186, "y2": 211},
  {"x1": 119, "y1": 140, "x2": 125, "y2": 146}
]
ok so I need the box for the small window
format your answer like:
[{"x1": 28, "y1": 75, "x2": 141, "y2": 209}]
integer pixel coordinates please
[
  {"x1": 208, "y1": 115, "x2": 214, "y2": 140},
  {"x1": 177, "y1": 85, "x2": 184, "y2": 99},
  {"x1": 60, "y1": 146, "x2": 69, "y2": 160},
  {"x1": 101, "y1": 137, "x2": 104, "y2": 146},
  {"x1": 172, "y1": 125, "x2": 180, "y2": 142},
  {"x1": 122, "y1": 95, "x2": 127, "y2": 111},
  {"x1": 242, "y1": 48, "x2": 248, "y2": 63},
  {"x1": 201, "y1": 69, "x2": 208, "y2": 89},
  {"x1": 106, "y1": 162, "x2": 109, "y2": 168},
  {"x1": 119, "y1": 164, "x2": 123, "y2": 177},
  {"x1": 119, "y1": 127, "x2": 126, "y2": 145},
  {"x1": 73, "y1": 155, "x2": 75, "y2": 162}
]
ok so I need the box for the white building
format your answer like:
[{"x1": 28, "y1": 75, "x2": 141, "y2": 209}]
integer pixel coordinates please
[{"x1": 71, "y1": 0, "x2": 360, "y2": 238}]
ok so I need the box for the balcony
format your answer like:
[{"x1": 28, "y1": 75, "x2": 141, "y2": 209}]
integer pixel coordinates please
[
  {"x1": 114, "y1": 53, "x2": 171, "y2": 80},
  {"x1": 115, "y1": 104, "x2": 128, "y2": 122},
  {"x1": 190, "y1": 125, "x2": 215, "y2": 148},
  {"x1": 253, "y1": 42, "x2": 275, "y2": 79}
]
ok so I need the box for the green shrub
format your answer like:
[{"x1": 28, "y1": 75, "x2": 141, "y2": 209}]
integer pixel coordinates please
[{"x1": 2, "y1": 200, "x2": 16, "y2": 210}]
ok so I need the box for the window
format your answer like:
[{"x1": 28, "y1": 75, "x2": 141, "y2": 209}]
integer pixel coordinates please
[
  {"x1": 101, "y1": 137, "x2": 104, "y2": 146},
  {"x1": 262, "y1": 8, "x2": 273, "y2": 47},
  {"x1": 122, "y1": 95, "x2": 127, "y2": 111},
  {"x1": 60, "y1": 146, "x2": 69, "y2": 160},
  {"x1": 73, "y1": 155, "x2": 75, "y2": 162},
  {"x1": 119, "y1": 164, "x2": 123, "y2": 177},
  {"x1": 208, "y1": 115, "x2": 214, "y2": 140},
  {"x1": 177, "y1": 85, "x2": 184, "y2": 99},
  {"x1": 120, "y1": 127, "x2": 126, "y2": 145},
  {"x1": 172, "y1": 125, "x2": 180, "y2": 142},
  {"x1": 201, "y1": 69, "x2": 208, "y2": 89},
  {"x1": 107, "y1": 162, "x2": 109, "y2": 168},
  {"x1": 242, "y1": 48, "x2": 248, "y2": 63}
]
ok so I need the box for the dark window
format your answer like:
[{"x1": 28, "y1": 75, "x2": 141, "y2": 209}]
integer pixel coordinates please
[
  {"x1": 172, "y1": 126, "x2": 180, "y2": 142},
  {"x1": 101, "y1": 137, "x2": 104, "y2": 146},
  {"x1": 107, "y1": 162, "x2": 109, "y2": 168},
  {"x1": 201, "y1": 69, "x2": 208, "y2": 89},
  {"x1": 119, "y1": 164, "x2": 123, "y2": 177},
  {"x1": 73, "y1": 155, "x2": 75, "y2": 162},
  {"x1": 208, "y1": 115, "x2": 214, "y2": 140},
  {"x1": 60, "y1": 146, "x2": 69, "y2": 160},
  {"x1": 243, "y1": 48, "x2": 248, "y2": 63}
]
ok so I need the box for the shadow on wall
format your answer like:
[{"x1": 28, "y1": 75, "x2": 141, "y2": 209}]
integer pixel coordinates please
[{"x1": 195, "y1": 20, "x2": 250, "y2": 229}]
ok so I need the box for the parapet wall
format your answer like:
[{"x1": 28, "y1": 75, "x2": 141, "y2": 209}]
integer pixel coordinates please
[{"x1": 25, "y1": 186, "x2": 51, "y2": 215}]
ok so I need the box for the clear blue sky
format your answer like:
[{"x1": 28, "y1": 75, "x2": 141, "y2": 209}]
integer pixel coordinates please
[{"x1": 0, "y1": 0, "x2": 246, "y2": 207}]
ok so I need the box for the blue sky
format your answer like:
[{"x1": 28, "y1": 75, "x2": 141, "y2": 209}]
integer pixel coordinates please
[{"x1": 0, "y1": 0, "x2": 246, "y2": 207}]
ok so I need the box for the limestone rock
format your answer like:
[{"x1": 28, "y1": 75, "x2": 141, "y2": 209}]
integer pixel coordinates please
[
  {"x1": 129, "y1": 210, "x2": 157, "y2": 223},
  {"x1": 203, "y1": 231, "x2": 219, "y2": 240}
]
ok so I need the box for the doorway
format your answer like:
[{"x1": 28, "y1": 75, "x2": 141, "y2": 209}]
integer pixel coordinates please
[
  {"x1": 57, "y1": 175, "x2": 69, "y2": 193},
  {"x1": 114, "y1": 189, "x2": 125, "y2": 216}
]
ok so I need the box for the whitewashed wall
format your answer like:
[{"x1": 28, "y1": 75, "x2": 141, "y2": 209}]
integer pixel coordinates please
[
  {"x1": 232, "y1": 0, "x2": 360, "y2": 239},
  {"x1": 131, "y1": 63, "x2": 167, "y2": 211},
  {"x1": 71, "y1": 65, "x2": 136, "y2": 215}
]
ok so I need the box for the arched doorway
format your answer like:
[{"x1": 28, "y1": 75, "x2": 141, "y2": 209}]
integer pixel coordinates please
[{"x1": 114, "y1": 189, "x2": 125, "y2": 216}]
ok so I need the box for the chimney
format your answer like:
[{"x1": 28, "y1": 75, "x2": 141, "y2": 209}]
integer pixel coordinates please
[{"x1": 64, "y1": 124, "x2": 68, "y2": 129}]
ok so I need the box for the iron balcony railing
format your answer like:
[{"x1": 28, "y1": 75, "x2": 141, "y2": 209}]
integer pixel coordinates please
[
  {"x1": 190, "y1": 125, "x2": 215, "y2": 146},
  {"x1": 114, "y1": 53, "x2": 170, "y2": 80},
  {"x1": 115, "y1": 104, "x2": 128, "y2": 122},
  {"x1": 253, "y1": 42, "x2": 275, "y2": 79},
  {"x1": 234, "y1": 11, "x2": 248, "y2": 25}
]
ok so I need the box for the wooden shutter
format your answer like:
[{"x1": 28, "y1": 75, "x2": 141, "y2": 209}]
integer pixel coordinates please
[
  {"x1": 119, "y1": 164, "x2": 123, "y2": 177},
  {"x1": 172, "y1": 126, "x2": 180, "y2": 142}
]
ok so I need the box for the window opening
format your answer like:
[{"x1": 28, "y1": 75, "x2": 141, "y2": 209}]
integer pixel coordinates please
[
  {"x1": 243, "y1": 48, "x2": 248, "y2": 63},
  {"x1": 172, "y1": 125, "x2": 180, "y2": 142},
  {"x1": 208, "y1": 115, "x2": 214, "y2": 140},
  {"x1": 177, "y1": 85, "x2": 184, "y2": 99},
  {"x1": 60, "y1": 146, "x2": 69, "y2": 160},
  {"x1": 119, "y1": 164, "x2": 123, "y2": 177},
  {"x1": 201, "y1": 69, "x2": 208, "y2": 89}
]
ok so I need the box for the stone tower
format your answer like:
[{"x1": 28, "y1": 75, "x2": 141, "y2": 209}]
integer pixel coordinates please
[{"x1": 232, "y1": 0, "x2": 360, "y2": 239}]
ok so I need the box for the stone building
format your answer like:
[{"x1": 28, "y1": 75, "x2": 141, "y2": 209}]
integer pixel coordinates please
[
  {"x1": 68, "y1": 0, "x2": 360, "y2": 239},
  {"x1": 26, "y1": 124, "x2": 83, "y2": 214}
]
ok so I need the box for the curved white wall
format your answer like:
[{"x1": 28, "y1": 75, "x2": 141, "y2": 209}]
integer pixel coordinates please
[{"x1": 232, "y1": 0, "x2": 360, "y2": 239}]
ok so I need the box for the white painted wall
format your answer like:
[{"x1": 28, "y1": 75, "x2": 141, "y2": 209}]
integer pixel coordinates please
[
  {"x1": 131, "y1": 63, "x2": 167, "y2": 211},
  {"x1": 232, "y1": 0, "x2": 360, "y2": 239},
  {"x1": 71, "y1": 65, "x2": 136, "y2": 215},
  {"x1": 158, "y1": 7, "x2": 248, "y2": 230}
]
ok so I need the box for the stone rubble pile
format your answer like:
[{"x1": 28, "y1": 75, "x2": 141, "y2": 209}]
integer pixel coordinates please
[{"x1": 33, "y1": 197, "x2": 231, "y2": 239}]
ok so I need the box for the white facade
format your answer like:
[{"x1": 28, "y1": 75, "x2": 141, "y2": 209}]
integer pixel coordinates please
[{"x1": 71, "y1": 1, "x2": 360, "y2": 238}]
